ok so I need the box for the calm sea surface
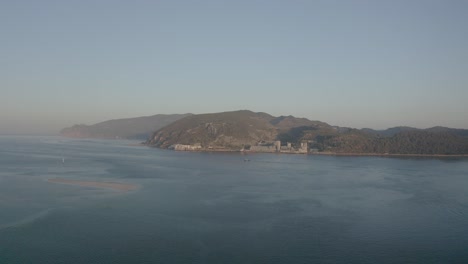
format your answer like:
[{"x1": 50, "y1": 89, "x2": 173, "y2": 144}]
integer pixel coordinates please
[{"x1": 1, "y1": 136, "x2": 468, "y2": 264}]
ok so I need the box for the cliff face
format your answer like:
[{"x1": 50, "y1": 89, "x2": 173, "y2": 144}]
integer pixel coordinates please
[{"x1": 60, "y1": 114, "x2": 191, "y2": 139}]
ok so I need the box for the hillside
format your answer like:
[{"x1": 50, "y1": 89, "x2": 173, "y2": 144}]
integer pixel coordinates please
[
  {"x1": 147, "y1": 110, "x2": 338, "y2": 150},
  {"x1": 60, "y1": 114, "x2": 191, "y2": 139},
  {"x1": 314, "y1": 128, "x2": 468, "y2": 155},
  {"x1": 147, "y1": 110, "x2": 278, "y2": 149},
  {"x1": 361, "y1": 126, "x2": 419, "y2": 137},
  {"x1": 146, "y1": 110, "x2": 468, "y2": 155}
]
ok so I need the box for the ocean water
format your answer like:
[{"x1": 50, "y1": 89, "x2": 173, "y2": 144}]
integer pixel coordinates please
[{"x1": 1, "y1": 136, "x2": 468, "y2": 264}]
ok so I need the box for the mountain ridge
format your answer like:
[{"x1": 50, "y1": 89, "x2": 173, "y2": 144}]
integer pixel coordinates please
[
  {"x1": 145, "y1": 110, "x2": 468, "y2": 155},
  {"x1": 60, "y1": 113, "x2": 192, "y2": 139}
]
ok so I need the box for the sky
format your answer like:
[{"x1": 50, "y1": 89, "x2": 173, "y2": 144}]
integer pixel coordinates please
[{"x1": 1, "y1": 0, "x2": 467, "y2": 135}]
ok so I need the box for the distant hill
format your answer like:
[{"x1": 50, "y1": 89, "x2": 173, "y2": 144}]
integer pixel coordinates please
[
  {"x1": 60, "y1": 114, "x2": 191, "y2": 139},
  {"x1": 361, "y1": 126, "x2": 419, "y2": 137},
  {"x1": 311, "y1": 125, "x2": 468, "y2": 154},
  {"x1": 147, "y1": 110, "x2": 333, "y2": 150},
  {"x1": 146, "y1": 110, "x2": 468, "y2": 155},
  {"x1": 425, "y1": 126, "x2": 468, "y2": 137},
  {"x1": 147, "y1": 110, "x2": 278, "y2": 149},
  {"x1": 270, "y1": 115, "x2": 329, "y2": 131}
]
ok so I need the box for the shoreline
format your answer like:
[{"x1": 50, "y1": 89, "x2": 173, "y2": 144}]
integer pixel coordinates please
[
  {"x1": 47, "y1": 178, "x2": 138, "y2": 191},
  {"x1": 146, "y1": 145, "x2": 468, "y2": 158},
  {"x1": 309, "y1": 152, "x2": 468, "y2": 158}
]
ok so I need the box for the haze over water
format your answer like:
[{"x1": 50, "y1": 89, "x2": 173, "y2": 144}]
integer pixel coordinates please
[{"x1": 1, "y1": 136, "x2": 468, "y2": 263}]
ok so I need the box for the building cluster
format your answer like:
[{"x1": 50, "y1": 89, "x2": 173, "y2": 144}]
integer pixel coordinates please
[
  {"x1": 169, "y1": 141, "x2": 310, "y2": 154},
  {"x1": 170, "y1": 143, "x2": 202, "y2": 151},
  {"x1": 249, "y1": 141, "x2": 308, "y2": 154}
]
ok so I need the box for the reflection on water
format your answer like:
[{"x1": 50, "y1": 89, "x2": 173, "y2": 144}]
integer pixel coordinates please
[{"x1": 1, "y1": 136, "x2": 468, "y2": 263}]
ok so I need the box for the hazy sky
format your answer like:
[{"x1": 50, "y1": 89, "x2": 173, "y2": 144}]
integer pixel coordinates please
[{"x1": 2, "y1": 0, "x2": 467, "y2": 134}]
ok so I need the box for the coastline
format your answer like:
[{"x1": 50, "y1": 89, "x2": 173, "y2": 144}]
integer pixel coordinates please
[
  {"x1": 146, "y1": 145, "x2": 468, "y2": 158},
  {"x1": 310, "y1": 152, "x2": 468, "y2": 158}
]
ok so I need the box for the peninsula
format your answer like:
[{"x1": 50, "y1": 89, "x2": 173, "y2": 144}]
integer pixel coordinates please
[
  {"x1": 145, "y1": 110, "x2": 468, "y2": 155},
  {"x1": 61, "y1": 113, "x2": 191, "y2": 139}
]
